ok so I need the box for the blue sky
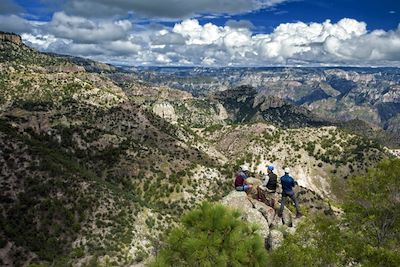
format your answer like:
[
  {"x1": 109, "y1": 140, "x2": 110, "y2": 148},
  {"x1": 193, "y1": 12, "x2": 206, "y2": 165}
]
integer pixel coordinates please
[
  {"x1": 202, "y1": 0, "x2": 399, "y2": 32},
  {"x1": 10, "y1": 0, "x2": 400, "y2": 31},
  {"x1": 1, "y1": 0, "x2": 399, "y2": 66}
]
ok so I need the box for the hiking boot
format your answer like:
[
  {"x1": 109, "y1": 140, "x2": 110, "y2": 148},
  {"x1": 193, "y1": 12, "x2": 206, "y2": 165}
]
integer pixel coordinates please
[{"x1": 296, "y1": 212, "x2": 303, "y2": 218}]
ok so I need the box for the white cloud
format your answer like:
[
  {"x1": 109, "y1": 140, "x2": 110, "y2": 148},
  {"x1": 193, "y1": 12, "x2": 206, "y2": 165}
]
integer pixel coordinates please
[
  {"x1": 22, "y1": 33, "x2": 59, "y2": 49},
  {"x1": 202, "y1": 57, "x2": 216, "y2": 65},
  {"x1": 45, "y1": 12, "x2": 133, "y2": 43},
  {"x1": 173, "y1": 20, "x2": 223, "y2": 45},
  {"x1": 4, "y1": 14, "x2": 400, "y2": 67},
  {"x1": 156, "y1": 54, "x2": 172, "y2": 64}
]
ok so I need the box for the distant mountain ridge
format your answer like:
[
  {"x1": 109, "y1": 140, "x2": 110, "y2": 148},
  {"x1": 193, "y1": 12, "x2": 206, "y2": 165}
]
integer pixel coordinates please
[
  {"x1": 212, "y1": 85, "x2": 328, "y2": 127},
  {"x1": 132, "y1": 66, "x2": 400, "y2": 148}
]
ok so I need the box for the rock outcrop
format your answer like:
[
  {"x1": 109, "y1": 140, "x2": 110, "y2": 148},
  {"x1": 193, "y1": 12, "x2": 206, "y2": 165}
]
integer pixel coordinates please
[
  {"x1": 152, "y1": 102, "x2": 178, "y2": 124},
  {"x1": 133, "y1": 67, "x2": 400, "y2": 148},
  {"x1": 212, "y1": 85, "x2": 327, "y2": 127},
  {"x1": 0, "y1": 32, "x2": 22, "y2": 46},
  {"x1": 221, "y1": 191, "x2": 296, "y2": 250},
  {"x1": 254, "y1": 94, "x2": 287, "y2": 110},
  {"x1": 48, "y1": 65, "x2": 85, "y2": 73},
  {"x1": 221, "y1": 191, "x2": 270, "y2": 241},
  {"x1": 267, "y1": 230, "x2": 284, "y2": 250}
]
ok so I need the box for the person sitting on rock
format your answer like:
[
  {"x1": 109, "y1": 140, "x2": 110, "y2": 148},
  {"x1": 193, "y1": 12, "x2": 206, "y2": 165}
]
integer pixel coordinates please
[
  {"x1": 235, "y1": 165, "x2": 253, "y2": 192},
  {"x1": 257, "y1": 165, "x2": 278, "y2": 207},
  {"x1": 278, "y1": 168, "x2": 302, "y2": 218}
]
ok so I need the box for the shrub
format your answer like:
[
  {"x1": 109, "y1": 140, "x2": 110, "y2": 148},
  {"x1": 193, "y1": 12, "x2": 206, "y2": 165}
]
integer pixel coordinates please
[
  {"x1": 149, "y1": 202, "x2": 267, "y2": 267},
  {"x1": 267, "y1": 216, "x2": 348, "y2": 267},
  {"x1": 344, "y1": 158, "x2": 400, "y2": 249},
  {"x1": 268, "y1": 159, "x2": 400, "y2": 267}
]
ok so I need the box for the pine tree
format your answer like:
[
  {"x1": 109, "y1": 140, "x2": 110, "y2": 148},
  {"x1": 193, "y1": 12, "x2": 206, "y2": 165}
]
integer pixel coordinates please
[
  {"x1": 149, "y1": 202, "x2": 267, "y2": 267},
  {"x1": 343, "y1": 158, "x2": 400, "y2": 266},
  {"x1": 267, "y1": 158, "x2": 400, "y2": 267}
]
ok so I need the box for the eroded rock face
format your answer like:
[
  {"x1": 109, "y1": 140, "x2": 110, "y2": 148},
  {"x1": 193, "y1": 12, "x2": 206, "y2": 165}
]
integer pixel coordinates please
[
  {"x1": 267, "y1": 230, "x2": 284, "y2": 250},
  {"x1": 152, "y1": 102, "x2": 178, "y2": 124},
  {"x1": 0, "y1": 32, "x2": 22, "y2": 46},
  {"x1": 48, "y1": 65, "x2": 85, "y2": 73},
  {"x1": 221, "y1": 191, "x2": 296, "y2": 250},
  {"x1": 216, "y1": 103, "x2": 228, "y2": 121},
  {"x1": 254, "y1": 94, "x2": 286, "y2": 110},
  {"x1": 253, "y1": 201, "x2": 275, "y2": 226},
  {"x1": 221, "y1": 191, "x2": 269, "y2": 241},
  {"x1": 220, "y1": 191, "x2": 253, "y2": 210}
]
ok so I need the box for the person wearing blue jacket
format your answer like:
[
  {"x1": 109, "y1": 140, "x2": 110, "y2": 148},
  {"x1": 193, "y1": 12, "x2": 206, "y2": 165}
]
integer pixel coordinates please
[{"x1": 278, "y1": 167, "x2": 302, "y2": 218}]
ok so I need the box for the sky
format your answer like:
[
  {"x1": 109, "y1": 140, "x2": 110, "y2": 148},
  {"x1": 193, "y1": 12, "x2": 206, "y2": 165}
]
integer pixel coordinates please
[{"x1": 0, "y1": 0, "x2": 399, "y2": 67}]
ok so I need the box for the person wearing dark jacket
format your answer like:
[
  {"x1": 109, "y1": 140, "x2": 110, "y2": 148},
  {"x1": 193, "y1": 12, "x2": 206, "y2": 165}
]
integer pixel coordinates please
[
  {"x1": 265, "y1": 166, "x2": 278, "y2": 191},
  {"x1": 278, "y1": 168, "x2": 302, "y2": 218},
  {"x1": 257, "y1": 165, "x2": 278, "y2": 206}
]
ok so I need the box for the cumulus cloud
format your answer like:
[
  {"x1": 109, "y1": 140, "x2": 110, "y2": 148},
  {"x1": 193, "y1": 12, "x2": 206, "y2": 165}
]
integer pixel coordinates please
[
  {"x1": 45, "y1": 12, "x2": 132, "y2": 43},
  {"x1": 323, "y1": 29, "x2": 400, "y2": 62},
  {"x1": 63, "y1": 0, "x2": 288, "y2": 19},
  {"x1": 22, "y1": 33, "x2": 59, "y2": 49},
  {"x1": 4, "y1": 13, "x2": 400, "y2": 67},
  {"x1": 252, "y1": 18, "x2": 368, "y2": 62}
]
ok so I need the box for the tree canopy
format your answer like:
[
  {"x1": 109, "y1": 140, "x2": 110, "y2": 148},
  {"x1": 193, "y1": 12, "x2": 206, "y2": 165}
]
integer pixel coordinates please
[
  {"x1": 344, "y1": 158, "x2": 400, "y2": 246},
  {"x1": 149, "y1": 202, "x2": 268, "y2": 267},
  {"x1": 268, "y1": 158, "x2": 400, "y2": 267}
]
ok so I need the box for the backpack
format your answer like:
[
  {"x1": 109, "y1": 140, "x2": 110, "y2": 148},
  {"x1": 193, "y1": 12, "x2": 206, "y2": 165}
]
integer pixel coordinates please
[{"x1": 266, "y1": 173, "x2": 277, "y2": 191}]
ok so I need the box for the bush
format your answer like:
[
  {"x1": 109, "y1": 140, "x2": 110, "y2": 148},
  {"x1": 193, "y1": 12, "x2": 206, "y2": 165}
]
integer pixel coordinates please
[
  {"x1": 344, "y1": 158, "x2": 400, "y2": 253},
  {"x1": 149, "y1": 202, "x2": 267, "y2": 267},
  {"x1": 268, "y1": 159, "x2": 400, "y2": 267},
  {"x1": 267, "y1": 216, "x2": 348, "y2": 267}
]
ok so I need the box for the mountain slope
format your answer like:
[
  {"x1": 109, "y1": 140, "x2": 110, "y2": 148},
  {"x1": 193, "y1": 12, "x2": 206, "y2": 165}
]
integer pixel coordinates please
[
  {"x1": 212, "y1": 85, "x2": 327, "y2": 127},
  {"x1": 0, "y1": 34, "x2": 233, "y2": 266},
  {"x1": 0, "y1": 33, "x2": 392, "y2": 266},
  {"x1": 132, "y1": 67, "x2": 400, "y2": 147}
]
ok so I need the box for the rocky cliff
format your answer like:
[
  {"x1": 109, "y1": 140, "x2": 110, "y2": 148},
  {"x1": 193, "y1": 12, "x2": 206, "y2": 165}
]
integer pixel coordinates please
[
  {"x1": 220, "y1": 185, "x2": 335, "y2": 250},
  {"x1": 0, "y1": 32, "x2": 22, "y2": 46},
  {"x1": 212, "y1": 85, "x2": 327, "y2": 128},
  {"x1": 152, "y1": 102, "x2": 178, "y2": 124},
  {"x1": 133, "y1": 67, "x2": 400, "y2": 147}
]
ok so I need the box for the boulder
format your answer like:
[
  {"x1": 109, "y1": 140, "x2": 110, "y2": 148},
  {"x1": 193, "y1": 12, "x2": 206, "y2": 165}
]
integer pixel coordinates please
[
  {"x1": 221, "y1": 191, "x2": 270, "y2": 242},
  {"x1": 246, "y1": 177, "x2": 262, "y2": 187},
  {"x1": 270, "y1": 214, "x2": 283, "y2": 228},
  {"x1": 253, "y1": 200, "x2": 275, "y2": 226},
  {"x1": 271, "y1": 193, "x2": 281, "y2": 210},
  {"x1": 220, "y1": 191, "x2": 252, "y2": 211},
  {"x1": 282, "y1": 207, "x2": 293, "y2": 227},
  {"x1": 244, "y1": 207, "x2": 270, "y2": 241},
  {"x1": 269, "y1": 207, "x2": 294, "y2": 228},
  {"x1": 267, "y1": 230, "x2": 284, "y2": 250}
]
